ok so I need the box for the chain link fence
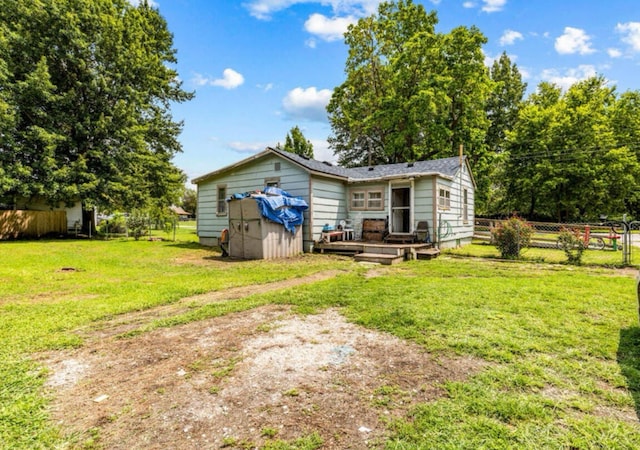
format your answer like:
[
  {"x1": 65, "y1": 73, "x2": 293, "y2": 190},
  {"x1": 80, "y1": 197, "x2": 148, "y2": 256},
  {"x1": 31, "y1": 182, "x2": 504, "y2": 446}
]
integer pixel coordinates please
[{"x1": 475, "y1": 217, "x2": 640, "y2": 265}]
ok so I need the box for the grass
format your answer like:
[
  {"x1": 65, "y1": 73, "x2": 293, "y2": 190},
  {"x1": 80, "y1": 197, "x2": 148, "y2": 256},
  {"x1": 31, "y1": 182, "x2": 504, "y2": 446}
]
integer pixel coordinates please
[
  {"x1": 0, "y1": 236, "x2": 354, "y2": 448},
  {"x1": 2, "y1": 236, "x2": 640, "y2": 448},
  {"x1": 447, "y1": 240, "x2": 628, "y2": 266}
]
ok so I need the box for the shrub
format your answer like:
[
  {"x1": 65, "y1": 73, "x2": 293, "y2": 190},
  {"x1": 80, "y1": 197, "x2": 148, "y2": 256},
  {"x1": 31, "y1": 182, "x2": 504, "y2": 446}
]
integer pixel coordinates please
[
  {"x1": 557, "y1": 228, "x2": 586, "y2": 265},
  {"x1": 491, "y1": 216, "x2": 533, "y2": 259},
  {"x1": 97, "y1": 213, "x2": 127, "y2": 235},
  {"x1": 126, "y1": 211, "x2": 149, "y2": 240}
]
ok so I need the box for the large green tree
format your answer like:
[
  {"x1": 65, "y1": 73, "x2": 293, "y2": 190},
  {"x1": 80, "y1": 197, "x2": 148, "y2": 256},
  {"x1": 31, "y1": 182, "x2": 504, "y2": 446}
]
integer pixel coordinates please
[
  {"x1": 327, "y1": 0, "x2": 491, "y2": 169},
  {"x1": 283, "y1": 125, "x2": 314, "y2": 158},
  {"x1": 485, "y1": 52, "x2": 526, "y2": 155},
  {"x1": 504, "y1": 77, "x2": 640, "y2": 221},
  {"x1": 0, "y1": 0, "x2": 192, "y2": 212},
  {"x1": 482, "y1": 52, "x2": 527, "y2": 214}
]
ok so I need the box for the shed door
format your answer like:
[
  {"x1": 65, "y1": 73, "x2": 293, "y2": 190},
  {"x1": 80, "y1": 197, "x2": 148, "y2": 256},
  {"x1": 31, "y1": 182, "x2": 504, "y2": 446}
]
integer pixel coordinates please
[{"x1": 391, "y1": 187, "x2": 411, "y2": 233}]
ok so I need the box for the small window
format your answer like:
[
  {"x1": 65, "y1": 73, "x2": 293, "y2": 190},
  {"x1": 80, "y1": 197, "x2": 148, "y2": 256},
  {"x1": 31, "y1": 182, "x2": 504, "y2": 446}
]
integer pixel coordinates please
[
  {"x1": 265, "y1": 177, "x2": 280, "y2": 188},
  {"x1": 350, "y1": 189, "x2": 383, "y2": 211},
  {"x1": 438, "y1": 187, "x2": 450, "y2": 210},
  {"x1": 217, "y1": 185, "x2": 227, "y2": 216},
  {"x1": 351, "y1": 191, "x2": 365, "y2": 209},
  {"x1": 463, "y1": 189, "x2": 469, "y2": 222},
  {"x1": 367, "y1": 191, "x2": 383, "y2": 210}
]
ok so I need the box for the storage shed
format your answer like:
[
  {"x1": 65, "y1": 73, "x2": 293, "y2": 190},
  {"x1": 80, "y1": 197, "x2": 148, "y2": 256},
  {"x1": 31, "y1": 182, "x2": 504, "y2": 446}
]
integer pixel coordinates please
[{"x1": 226, "y1": 191, "x2": 306, "y2": 260}]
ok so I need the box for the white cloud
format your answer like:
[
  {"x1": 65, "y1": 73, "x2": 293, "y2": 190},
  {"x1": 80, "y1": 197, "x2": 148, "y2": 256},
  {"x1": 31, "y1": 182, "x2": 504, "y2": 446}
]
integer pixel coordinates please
[
  {"x1": 616, "y1": 22, "x2": 640, "y2": 52},
  {"x1": 191, "y1": 69, "x2": 245, "y2": 89},
  {"x1": 482, "y1": 0, "x2": 507, "y2": 13},
  {"x1": 499, "y1": 29, "x2": 523, "y2": 46},
  {"x1": 228, "y1": 141, "x2": 268, "y2": 154},
  {"x1": 540, "y1": 65, "x2": 597, "y2": 90},
  {"x1": 191, "y1": 73, "x2": 211, "y2": 87},
  {"x1": 213, "y1": 69, "x2": 245, "y2": 89},
  {"x1": 257, "y1": 82, "x2": 274, "y2": 92},
  {"x1": 310, "y1": 139, "x2": 336, "y2": 163},
  {"x1": 555, "y1": 27, "x2": 595, "y2": 55},
  {"x1": 282, "y1": 87, "x2": 332, "y2": 122},
  {"x1": 607, "y1": 48, "x2": 623, "y2": 58},
  {"x1": 244, "y1": 0, "x2": 380, "y2": 21},
  {"x1": 463, "y1": 1, "x2": 476, "y2": 8},
  {"x1": 304, "y1": 13, "x2": 356, "y2": 42},
  {"x1": 483, "y1": 50, "x2": 497, "y2": 67}
]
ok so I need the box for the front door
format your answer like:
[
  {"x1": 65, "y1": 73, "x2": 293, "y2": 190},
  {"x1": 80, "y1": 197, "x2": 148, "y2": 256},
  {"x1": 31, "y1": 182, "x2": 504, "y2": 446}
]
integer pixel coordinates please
[{"x1": 391, "y1": 187, "x2": 411, "y2": 233}]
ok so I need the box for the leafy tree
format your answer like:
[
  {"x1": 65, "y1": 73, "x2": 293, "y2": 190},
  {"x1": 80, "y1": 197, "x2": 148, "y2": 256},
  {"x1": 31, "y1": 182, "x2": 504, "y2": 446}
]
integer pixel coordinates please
[
  {"x1": 327, "y1": 0, "x2": 491, "y2": 168},
  {"x1": 481, "y1": 53, "x2": 527, "y2": 215},
  {"x1": 486, "y1": 53, "x2": 527, "y2": 155},
  {"x1": 283, "y1": 126, "x2": 314, "y2": 158},
  {"x1": 181, "y1": 188, "x2": 197, "y2": 215},
  {"x1": 0, "y1": 0, "x2": 193, "y2": 213},
  {"x1": 503, "y1": 76, "x2": 640, "y2": 221}
]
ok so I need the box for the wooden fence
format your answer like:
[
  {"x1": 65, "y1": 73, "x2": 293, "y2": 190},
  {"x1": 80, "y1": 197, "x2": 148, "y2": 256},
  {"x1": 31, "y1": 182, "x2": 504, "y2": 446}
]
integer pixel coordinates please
[{"x1": 0, "y1": 210, "x2": 67, "y2": 239}]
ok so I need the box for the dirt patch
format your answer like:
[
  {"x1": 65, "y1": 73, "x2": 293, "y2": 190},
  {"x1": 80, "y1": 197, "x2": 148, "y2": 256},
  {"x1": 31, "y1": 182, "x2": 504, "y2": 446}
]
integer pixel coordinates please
[{"x1": 41, "y1": 289, "x2": 486, "y2": 449}]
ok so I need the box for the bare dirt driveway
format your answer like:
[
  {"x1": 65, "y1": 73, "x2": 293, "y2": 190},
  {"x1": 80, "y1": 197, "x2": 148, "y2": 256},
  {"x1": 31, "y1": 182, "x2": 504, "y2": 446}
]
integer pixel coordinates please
[{"x1": 41, "y1": 269, "x2": 485, "y2": 449}]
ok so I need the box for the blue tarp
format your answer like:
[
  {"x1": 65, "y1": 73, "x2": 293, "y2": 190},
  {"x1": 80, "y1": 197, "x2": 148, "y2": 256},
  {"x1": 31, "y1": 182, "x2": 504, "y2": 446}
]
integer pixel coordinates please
[{"x1": 228, "y1": 187, "x2": 308, "y2": 233}]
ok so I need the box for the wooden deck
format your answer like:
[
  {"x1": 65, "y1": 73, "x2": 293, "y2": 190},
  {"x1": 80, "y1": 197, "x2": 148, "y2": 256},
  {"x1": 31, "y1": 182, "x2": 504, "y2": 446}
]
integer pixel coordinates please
[{"x1": 314, "y1": 240, "x2": 439, "y2": 264}]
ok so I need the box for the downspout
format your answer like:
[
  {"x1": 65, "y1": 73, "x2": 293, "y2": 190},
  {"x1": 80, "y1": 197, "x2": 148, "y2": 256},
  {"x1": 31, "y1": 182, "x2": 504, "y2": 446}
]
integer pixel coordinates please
[
  {"x1": 410, "y1": 177, "x2": 415, "y2": 233},
  {"x1": 308, "y1": 176, "x2": 314, "y2": 252},
  {"x1": 387, "y1": 182, "x2": 392, "y2": 233},
  {"x1": 432, "y1": 177, "x2": 438, "y2": 248}
]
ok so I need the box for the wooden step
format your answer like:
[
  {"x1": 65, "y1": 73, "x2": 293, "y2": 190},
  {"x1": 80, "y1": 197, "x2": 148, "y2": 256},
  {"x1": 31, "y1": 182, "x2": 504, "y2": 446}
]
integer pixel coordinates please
[
  {"x1": 362, "y1": 245, "x2": 403, "y2": 256},
  {"x1": 354, "y1": 252, "x2": 404, "y2": 265},
  {"x1": 385, "y1": 234, "x2": 416, "y2": 244},
  {"x1": 415, "y1": 248, "x2": 440, "y2": 260}
]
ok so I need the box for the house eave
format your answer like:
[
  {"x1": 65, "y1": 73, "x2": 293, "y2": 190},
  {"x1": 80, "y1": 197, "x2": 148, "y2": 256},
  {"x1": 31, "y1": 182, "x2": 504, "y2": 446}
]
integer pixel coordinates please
[
  {"x1": 346, "y1": 172, "x2": 454, "y2": 184},
  {"x1": 192, "y1": 149, "x2": 273, "y2": 184}
]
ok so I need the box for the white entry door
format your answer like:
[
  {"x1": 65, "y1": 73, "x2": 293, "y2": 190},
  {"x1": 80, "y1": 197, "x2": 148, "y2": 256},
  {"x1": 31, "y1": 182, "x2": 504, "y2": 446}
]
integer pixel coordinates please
[{"x1": 390, "y1": 186, "x2": 411, "y2": 233}]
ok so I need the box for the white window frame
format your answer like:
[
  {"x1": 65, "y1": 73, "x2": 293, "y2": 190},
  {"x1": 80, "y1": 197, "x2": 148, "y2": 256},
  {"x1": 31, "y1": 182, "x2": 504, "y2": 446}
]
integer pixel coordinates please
[
  {"x1": 264, "y1": 177, "x2": 280, "y2": 188},
  {"x1": 367, "y1": 191, "x2": 383, "y2": 210},
  {"x1": 463, "y1": 189, "x2": 469, "y2": 223},
  {"x1": 350, "y1": 188, "x2": 384, "y2": 211},
  {"x1": 351, "y1": 191, "x2": 366, "y2": 210},
  {"x1": 216, "y1": 185, "x2": 227, "y2": 216},
  {"x1": 438, "y1": 186, "x2": 451, "y2": 210}
]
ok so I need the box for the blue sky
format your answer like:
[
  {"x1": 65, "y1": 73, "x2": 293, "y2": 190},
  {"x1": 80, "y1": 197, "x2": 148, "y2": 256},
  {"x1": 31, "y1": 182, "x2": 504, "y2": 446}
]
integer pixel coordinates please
[{"x1": 141, "y1": 0, "x2": 640, "y2": 184}]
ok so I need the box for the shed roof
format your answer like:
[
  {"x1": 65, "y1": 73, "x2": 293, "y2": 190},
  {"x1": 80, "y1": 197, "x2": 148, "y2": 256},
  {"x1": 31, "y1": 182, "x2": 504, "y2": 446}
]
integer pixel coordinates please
[{"x1": 170, "y1": 205, "x2": 191, "y2": 215}]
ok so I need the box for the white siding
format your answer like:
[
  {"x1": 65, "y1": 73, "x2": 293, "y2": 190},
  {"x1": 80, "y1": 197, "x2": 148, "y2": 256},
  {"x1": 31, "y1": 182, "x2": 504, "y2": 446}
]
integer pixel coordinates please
[
  {"x1": 413, "y1": 176, "x2": 435, "y2": 240},
  {"x1": 310, "y1": 176, "x2": 347, "y2": 243},
  {"x1": 196, "y1": 155, "x2": 310, "y2": 246},
  {"x1": 345, "y1": 182, "x2": 388, "y2": 239},
  {"x1": 433, "y1": 163, "x2": 475, "y2": 249}
]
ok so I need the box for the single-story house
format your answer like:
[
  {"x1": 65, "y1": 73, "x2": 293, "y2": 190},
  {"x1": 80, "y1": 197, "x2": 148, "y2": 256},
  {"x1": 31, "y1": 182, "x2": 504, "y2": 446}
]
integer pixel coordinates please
[{"x1": 193, "y1": 146, "x2": 475, "y2": 252}]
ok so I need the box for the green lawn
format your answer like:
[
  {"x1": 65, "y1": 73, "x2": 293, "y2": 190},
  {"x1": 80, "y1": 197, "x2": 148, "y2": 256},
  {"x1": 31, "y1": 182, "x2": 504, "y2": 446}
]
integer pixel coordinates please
[
  {"x1": 447, "y1": 240, "x2": 629, "y2": 266},
  {"x1": 1, "y1": 237, "x2": 640, "y2": 448}
]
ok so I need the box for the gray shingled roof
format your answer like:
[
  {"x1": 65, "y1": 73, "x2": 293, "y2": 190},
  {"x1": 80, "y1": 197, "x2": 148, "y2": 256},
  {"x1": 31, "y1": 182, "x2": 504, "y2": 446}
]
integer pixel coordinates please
[
  {"x1": 193, "y1": 146, "x2": 465, "y2": 184},
  {"x1": 271, "y1": 147, "x2": 463, "y2": 181}
]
